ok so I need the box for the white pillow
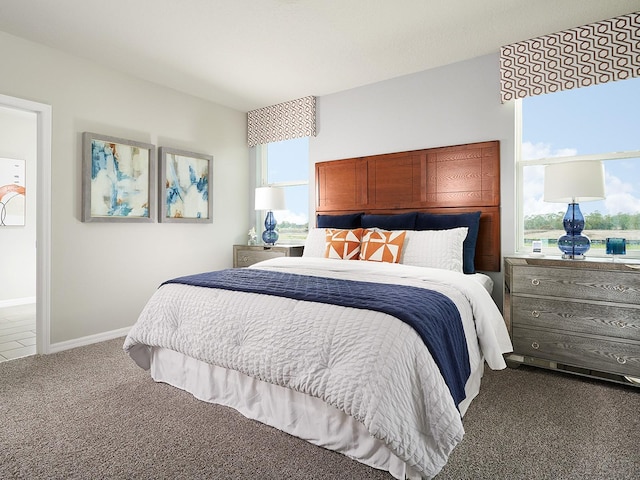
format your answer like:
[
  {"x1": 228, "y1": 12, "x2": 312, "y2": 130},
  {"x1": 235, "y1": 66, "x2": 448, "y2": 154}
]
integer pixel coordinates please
[
  {"x1": 302, "y1": 228, "x2": 327, "y2": 257},
  {"x1": 400, "y1": 227, "x2": 468, "y2": 272}
]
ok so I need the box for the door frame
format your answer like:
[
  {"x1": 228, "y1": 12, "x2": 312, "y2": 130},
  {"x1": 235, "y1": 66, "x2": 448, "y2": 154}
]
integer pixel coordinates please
[{"x1": 0, "y1": 93, "x2": 52, "y2": 354}]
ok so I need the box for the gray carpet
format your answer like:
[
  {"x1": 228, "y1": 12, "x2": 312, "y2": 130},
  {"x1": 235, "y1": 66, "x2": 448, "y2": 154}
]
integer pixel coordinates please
[{"x1": 0, "y1": 338, "x2": 638, "y2": 479}]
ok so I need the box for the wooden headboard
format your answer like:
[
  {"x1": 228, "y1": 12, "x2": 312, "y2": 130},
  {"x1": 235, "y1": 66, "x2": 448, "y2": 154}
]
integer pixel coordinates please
[{"x1": 315, "y1": 140, "x2": 501, "y2": 271}]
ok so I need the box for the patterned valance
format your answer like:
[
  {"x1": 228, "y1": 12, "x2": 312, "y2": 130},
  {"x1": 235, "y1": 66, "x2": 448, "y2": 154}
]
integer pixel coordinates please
[
  {"x1": 500, "y1": 11, "x2": 640, "y2": 102},
  {"x1": 247, "y1": 96, "x2": 316, "y2": 147}
]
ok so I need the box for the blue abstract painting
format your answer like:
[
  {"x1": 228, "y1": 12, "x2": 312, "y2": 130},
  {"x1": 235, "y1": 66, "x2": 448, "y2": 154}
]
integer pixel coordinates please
[
  {"x1": 164, "y1": 153, "x2": 209, "y2": 219},
  {"x1": 91, "y1": 140, "x2": 150, "y2": 218}
]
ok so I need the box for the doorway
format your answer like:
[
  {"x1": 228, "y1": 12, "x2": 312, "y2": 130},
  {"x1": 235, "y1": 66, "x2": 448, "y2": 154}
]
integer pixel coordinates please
[{"x1": 0, "y1": 94, "x2": 52, "y2": 359}]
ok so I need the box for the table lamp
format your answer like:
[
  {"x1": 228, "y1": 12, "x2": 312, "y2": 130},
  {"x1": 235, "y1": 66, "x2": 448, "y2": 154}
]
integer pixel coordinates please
[
  {"x1": 255, "y1": 186, "x2": 286, "y2": 245},
  {"x1": 543, "y1": 160, "x2": 605, "y2": 259}
]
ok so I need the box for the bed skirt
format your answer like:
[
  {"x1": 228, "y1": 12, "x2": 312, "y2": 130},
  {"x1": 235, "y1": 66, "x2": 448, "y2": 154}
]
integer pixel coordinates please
[{"x1": 150, "y1": 347, "x2": 484, "y2": 479}]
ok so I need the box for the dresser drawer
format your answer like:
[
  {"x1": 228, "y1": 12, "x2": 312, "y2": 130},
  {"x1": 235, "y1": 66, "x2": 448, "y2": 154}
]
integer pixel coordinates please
[
  {"x1": 512, "y1": 296, "x2": 640, "y2": 341},
  {"x1": 235, "y1": 248, "x2": 286, "y2": 267},
  {"x1": 511, "y1": 265, "x2": 640, "y2": 304},
  {"x1": 513, "y1": 326, "x2": 640, "y2": 377},
  {"x1": 233, "y1": 245, "x2": 304, "y2": 268}
]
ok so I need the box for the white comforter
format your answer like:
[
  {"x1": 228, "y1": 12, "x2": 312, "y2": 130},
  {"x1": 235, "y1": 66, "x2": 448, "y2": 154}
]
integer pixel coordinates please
[{"x1": 124, "y1": 257, "x2": 512, "y2": 479}]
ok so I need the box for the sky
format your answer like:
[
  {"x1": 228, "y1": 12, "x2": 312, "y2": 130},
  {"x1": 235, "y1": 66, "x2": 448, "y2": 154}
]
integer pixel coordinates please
[
  {"x1": 522, "y1": 76, "x2": 640, "y2": 217},
  {"x1": 266, "y1": 136, "x2": 310, "y2": 225}
]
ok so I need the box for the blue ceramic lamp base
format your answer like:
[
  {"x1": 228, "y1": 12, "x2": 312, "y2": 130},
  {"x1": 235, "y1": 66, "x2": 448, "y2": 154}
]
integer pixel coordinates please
[
  {"x1": 262, "y1": 210, "x2": 279, "y2": 245},
  {"x1": 557, "y1": 203, "x2": 590, "y2": 260}
]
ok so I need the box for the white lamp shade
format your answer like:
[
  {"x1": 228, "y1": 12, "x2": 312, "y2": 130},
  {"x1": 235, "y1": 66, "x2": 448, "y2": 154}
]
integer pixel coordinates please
[
  {"x1": 255, "y1": 186, "x2": 286, "y2": 210},
  {"x1": 543, "y1": 160, "x2": 606, "y2": 203}
]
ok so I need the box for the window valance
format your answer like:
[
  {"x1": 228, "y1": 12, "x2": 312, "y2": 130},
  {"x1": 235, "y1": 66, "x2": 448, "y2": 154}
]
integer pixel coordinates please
[
  {"x1": 247, "y1": 95, "x2": 316, "y2": 147},
  {"x1": 500, "y1": 11, "x2": 639, "y2": 102}
]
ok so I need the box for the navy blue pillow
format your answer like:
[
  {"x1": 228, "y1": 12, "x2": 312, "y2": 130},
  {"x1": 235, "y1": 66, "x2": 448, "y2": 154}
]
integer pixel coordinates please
[
  {"x1": 317, "y1": 213, "x2": 363, "y2": 229},
  {"x1": 416, "y1": 211, "x2": 481, "y2": 274},
  {"x1": 361, "y1": 212, "x2": 417, "y2": 230}
]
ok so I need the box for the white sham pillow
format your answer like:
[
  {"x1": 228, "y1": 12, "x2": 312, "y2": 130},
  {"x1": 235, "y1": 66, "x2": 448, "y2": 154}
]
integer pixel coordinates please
[
  {"x1": 302, "y1": 228, "x2": 327, "y2": 257},
  {"x1": 400, "y1": 227, "x2": 468, "y2": 273}
]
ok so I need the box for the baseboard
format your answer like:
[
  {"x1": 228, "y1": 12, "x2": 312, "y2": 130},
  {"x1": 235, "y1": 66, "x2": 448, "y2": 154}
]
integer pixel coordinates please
[
  {"x1": 48, "y1": 327, "x2": 131, "y2": 354},
  {"x1": 0, "y1": 297, "x2": 36, "y2": 308}
]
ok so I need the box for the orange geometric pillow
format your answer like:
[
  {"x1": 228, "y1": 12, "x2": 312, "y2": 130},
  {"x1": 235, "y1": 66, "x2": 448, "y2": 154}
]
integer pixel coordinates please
[
  {"x1": 360, "y1": 229, "x2": 406, "y2": 263},
  {"x1": 324, "y1": 228, "x2": 363, "y2": 260}
]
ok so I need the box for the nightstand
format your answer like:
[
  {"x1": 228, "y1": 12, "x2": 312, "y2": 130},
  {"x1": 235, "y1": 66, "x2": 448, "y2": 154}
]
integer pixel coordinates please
[
  {"x1": 233, "y1": 244, "x2": 304, "y2": 268},
  {"x1": 504, "y1": 256, "x2": 640, "y2": 386}
]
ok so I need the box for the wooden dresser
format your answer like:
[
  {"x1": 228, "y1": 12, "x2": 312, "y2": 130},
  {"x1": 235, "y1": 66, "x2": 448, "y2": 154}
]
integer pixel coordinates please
[
  {"x1": 504, "y1": 256, "x2": 640, "y2": 386},
  {"x1": 233, "y1": 245, "x2": 304, "y2": 268}
]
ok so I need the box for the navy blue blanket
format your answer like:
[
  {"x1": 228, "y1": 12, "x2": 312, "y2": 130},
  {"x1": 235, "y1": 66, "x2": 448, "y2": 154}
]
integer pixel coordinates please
[{"x1": 163, "y1": 268, "x2": 470, "y2": 407}]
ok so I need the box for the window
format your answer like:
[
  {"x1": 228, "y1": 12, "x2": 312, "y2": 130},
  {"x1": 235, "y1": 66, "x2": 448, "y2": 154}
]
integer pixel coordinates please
[
  {"x1": 257, "y1": 137, "x2": 309, "y2": 243},
  {"x1": 518, "y1": 76, "x2": 640, "y2": 257}
]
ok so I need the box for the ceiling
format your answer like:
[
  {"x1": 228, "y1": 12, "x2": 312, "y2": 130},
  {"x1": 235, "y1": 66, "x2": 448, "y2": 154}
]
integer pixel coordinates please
[{"x1": 0, "y1": 0, "x2": 638, "y2": 112}]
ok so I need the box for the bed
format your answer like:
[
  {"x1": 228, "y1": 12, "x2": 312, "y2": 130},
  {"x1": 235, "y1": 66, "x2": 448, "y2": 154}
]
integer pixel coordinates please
[{"x1": 124, "y1": 140, "x2": 513, "y2": 479}]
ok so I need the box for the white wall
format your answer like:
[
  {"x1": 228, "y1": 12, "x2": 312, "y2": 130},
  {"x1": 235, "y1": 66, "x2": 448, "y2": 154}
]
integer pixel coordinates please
[
  {"x1": 0, "y1": 28, "x2": 516, "y2": 345},
  {"x1": 0, "y1": 31, "x2": 249, "y2": 345},
  {"x1": 0, "y1": 106, "x2": 37, "y2": 304},
  {"x1": 310, "y1": 54, "x2": 517, "y2": 305}
]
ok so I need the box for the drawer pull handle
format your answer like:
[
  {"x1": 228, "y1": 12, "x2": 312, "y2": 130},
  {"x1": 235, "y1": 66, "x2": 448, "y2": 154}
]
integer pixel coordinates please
[
  {"x1": 531, "y1": 341, "x2": 540, "y2": 350},
  {"x1": 531, "y1": 310, "x2": 540, "y2": 318},
  {"x1": 616, "y1": 356, "x2": 627, "y2": 365},
  {"x1": 531, "y1": 279, "x2": 540, "y2": 286}
]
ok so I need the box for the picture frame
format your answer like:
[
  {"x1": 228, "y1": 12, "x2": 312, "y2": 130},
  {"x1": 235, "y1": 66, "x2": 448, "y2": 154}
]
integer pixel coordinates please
[
  {"x1": 158, "y1": 147, "x2": 213, "y2": 223},
  {"x1": 82, "y1": 132, "x2": 156, "y2": 223}
]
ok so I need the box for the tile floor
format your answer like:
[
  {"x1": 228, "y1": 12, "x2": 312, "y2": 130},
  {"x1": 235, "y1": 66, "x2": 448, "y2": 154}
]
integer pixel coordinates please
[{"x1": 0, "y1": 304, "x2": 36, "y2": 362}]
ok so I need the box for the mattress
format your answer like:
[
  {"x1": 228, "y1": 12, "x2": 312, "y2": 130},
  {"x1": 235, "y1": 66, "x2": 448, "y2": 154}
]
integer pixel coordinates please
[{"x1": 470, "y1": 272, "x2": 494, "y2": 294}]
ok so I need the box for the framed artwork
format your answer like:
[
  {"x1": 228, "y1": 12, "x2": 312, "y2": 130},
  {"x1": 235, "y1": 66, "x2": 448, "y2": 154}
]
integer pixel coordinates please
[
  {"x1": 158, "y1": 147, "x2": 213, "y2": 223},
  {"x1": 82, "y1": 132, "x2": 156, "y2": 223},
  {"x1": 0, "y1": 157, "x2": 26, "y2": 226}
]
